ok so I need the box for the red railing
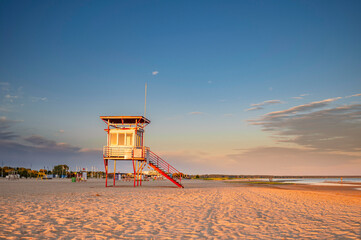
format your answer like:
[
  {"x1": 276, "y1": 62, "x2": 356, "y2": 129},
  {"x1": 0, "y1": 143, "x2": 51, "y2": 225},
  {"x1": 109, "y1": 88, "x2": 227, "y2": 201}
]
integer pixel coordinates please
[
  {"x1": 103, "y1": 146, "x2": 183, "y2": 187},
  {"x1": 148, "y1": 151, "x2": 182, "y2": 185},
  {"x1": 103, "y1": 146, "x2": 149, "y2": 159}
]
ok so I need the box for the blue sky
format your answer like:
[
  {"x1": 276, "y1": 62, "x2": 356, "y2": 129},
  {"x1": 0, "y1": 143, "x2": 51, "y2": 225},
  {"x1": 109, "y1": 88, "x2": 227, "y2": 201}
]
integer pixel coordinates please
[{"x1": 1, "y1": 0, "x2": 360, "y2": 174}]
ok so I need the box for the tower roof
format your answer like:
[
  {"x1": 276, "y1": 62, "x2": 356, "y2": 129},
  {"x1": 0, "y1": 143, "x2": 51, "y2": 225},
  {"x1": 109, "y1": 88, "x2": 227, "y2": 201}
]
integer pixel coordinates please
[{"x1": 100, "y1": 116, "x2": 150, "y2": 128}]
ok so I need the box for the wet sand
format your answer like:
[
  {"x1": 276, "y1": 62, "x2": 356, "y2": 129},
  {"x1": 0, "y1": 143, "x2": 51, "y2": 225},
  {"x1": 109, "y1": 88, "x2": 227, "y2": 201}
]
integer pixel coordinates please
[{"x1": 0, "y1": 179, "x2": 360, "y2": 239}]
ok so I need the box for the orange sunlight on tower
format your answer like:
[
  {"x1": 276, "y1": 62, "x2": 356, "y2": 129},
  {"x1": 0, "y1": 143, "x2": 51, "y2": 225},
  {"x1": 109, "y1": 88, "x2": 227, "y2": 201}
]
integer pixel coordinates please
[{"x1": 100, "y1": 116, "x2": 184, "y2": 188}]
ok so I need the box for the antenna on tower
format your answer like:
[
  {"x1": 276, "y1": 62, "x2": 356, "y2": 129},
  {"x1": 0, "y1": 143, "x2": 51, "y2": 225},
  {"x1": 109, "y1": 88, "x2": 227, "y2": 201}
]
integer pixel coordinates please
[{"x1": 144, "y1": 82, "x2": 147, "y2": 118}]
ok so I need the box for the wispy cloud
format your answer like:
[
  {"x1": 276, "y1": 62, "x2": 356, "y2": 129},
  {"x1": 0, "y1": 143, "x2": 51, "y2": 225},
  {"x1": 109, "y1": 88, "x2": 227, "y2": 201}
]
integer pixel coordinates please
[
  {"x1": 152, "y1": 71, "x2": 159, "y2": 76},
  {"x1": 245, "y1": 106, "x2": 263, "y2": 112},
  {"x1": 31, "y1": 97, "x2": 48, "y2": 102},
  {"x1": 0, "y1": 116, "x2": 19, "y2": 123},
  {"x1": 251, "y1": 100, "x2": 284, "y2": 107},
  {"x1": 1, "y1": 83, "x2": 49, "y2": 113},
  {"x1": 345, "y1": 93, "x2": 361, "y2": 98},
  {"x1": 265, "y1": 97, "x2": 341, "y2": 117},
  {"x1": 292, "y1": 93, "x2": 310, "y2": 100},
  {"x1": 4, "y1": 94, "x2": 19, "y2": 102},
  {"x1": 0, "y1": 116, "x2": 20, "y2": 140},
  {"x1": 24, "y1": 135, "x2": 81, "y2": 152},
  {"x1": 208, "y1": 81, "x2": 212, "y2": 84},
  {"x1": 188, "y1": 111, "x2": 204, "y2": 115},
  {"x1": 0, "y1": 82, "x2": 10, "y2": 92},
  {"x1": 245, "y1": 99, "x2": 284, "y2": 111},
  {"x1": 79, "y1": 148, "x2": 102, "y2": 153},
  {"x1": 1, "y1": 83, "x2": 24, "y2": 111}
]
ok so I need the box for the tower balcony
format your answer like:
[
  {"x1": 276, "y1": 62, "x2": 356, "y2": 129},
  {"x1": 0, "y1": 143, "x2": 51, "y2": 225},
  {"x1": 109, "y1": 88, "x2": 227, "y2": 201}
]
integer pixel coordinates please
[{"x1": 103, "y1": 146, "x2": 149, "y2": 160}]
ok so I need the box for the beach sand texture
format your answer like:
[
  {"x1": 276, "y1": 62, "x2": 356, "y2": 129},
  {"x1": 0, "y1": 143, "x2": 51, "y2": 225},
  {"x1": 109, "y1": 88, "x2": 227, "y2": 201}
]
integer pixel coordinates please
[{"x1": 0, "y1": 179, "x2": 360, "y2": 239}]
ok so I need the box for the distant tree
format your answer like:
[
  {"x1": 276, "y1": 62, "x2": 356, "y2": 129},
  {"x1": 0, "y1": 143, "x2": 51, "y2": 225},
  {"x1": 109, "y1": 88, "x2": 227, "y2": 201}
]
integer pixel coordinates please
[
  {"x1": 173, "y1": 173, "x2": 181, "y2": 178},
  {"x1": 52, "y1": 165, "x2": 69, "y2": 176},
  {"x1": 18, "y1": 168, "x2": 29, "y2": 178},
  {"x1": 4, "y1": 167, "x2": 12, "y2": 176},
  {"x1": 30, "y1": 170, "x2": 38, "y2": 178}
]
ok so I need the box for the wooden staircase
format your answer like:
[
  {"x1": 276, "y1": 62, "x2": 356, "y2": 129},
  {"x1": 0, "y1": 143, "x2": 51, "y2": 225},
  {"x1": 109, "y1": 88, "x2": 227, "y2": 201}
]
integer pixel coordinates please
[{"x1": 148, "y1": 151, "x2": 184, "y2": 188}]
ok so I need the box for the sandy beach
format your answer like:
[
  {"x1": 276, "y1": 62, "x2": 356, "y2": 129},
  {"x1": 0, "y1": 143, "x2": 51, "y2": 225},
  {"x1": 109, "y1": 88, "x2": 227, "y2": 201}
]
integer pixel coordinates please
[{"x1": 0, "y1": 179, "x2": 360, "y2": 239}]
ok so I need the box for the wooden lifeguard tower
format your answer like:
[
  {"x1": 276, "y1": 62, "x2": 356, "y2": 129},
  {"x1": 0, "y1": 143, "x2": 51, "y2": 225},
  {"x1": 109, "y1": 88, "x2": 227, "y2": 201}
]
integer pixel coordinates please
[{"x1": 100, "y1": 116, "x2": 184, "y2": 188}]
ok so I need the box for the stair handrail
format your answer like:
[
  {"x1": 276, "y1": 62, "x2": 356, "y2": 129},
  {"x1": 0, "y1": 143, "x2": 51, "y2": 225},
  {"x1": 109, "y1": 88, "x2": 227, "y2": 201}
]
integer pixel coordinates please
[
  {"x1": 149, "y1": 151, "x2": 180, "y2": 173},
  {"x1": 148, "y1": 151, "x2": 182, "y2": 183}
]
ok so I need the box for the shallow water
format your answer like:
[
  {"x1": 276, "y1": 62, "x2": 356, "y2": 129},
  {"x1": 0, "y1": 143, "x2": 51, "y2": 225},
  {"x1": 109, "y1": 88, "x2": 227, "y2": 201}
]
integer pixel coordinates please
[
  {"x1": 273, "y1": 178, "x2": 361, "y2": 190},
  {"x1": 274, "y1": 178, "x2": 361, "y2": 184}
]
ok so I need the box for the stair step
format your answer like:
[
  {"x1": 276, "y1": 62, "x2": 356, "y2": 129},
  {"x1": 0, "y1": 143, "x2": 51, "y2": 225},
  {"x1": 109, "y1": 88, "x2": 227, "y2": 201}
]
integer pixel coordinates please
[{"x1": 148, "y1": 151, "x2": 184, "y2": 188}]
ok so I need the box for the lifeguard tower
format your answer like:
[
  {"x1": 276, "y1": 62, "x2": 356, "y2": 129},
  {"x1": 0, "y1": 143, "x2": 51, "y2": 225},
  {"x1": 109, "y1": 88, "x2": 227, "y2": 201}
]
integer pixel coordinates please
[{"x1": 100, "y1": 116, "x2": 184, "y2": 188}]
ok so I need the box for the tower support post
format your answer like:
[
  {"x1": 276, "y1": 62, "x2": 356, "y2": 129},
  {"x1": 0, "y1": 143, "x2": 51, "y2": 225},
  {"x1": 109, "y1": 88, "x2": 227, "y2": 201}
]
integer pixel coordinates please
[
  {"x1": 104, "y1": 158, "x2": 108, "y2": 187},
  {"x1": 132, "y1": 159, "x2": 136, "y2": 187},
  {"x1": 113, "y1": 160, "x2": 116, "y2": 187}
]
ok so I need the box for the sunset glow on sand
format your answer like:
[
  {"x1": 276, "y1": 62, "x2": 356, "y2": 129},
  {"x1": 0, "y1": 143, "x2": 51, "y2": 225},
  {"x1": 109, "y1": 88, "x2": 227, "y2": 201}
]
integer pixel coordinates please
[{"x1": 1, "y1": 0, "x2": 361, "y2": 239}]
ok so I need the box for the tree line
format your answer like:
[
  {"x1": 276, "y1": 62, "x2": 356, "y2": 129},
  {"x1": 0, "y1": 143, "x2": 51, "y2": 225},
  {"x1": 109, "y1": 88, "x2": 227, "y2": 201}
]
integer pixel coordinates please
[{"x1": 0, "y1": 165, "x2": 105, "y2": 178}]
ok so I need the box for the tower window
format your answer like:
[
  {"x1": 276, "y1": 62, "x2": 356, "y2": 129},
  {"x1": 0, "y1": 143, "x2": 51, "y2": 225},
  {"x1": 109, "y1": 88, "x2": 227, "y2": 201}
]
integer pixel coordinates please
[
  {"x1": 118, "y1": 133, "x2": 125, "y2": 145},
  {"x1": 126, "y1": 133, "x2": 133, "y2": 146},
  {"x1": 110, "y1": 133, "x2": 117, "y2": 145}
]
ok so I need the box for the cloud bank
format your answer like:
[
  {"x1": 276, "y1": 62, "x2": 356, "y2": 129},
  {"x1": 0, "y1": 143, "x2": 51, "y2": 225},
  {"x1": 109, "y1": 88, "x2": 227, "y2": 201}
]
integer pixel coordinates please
[
  {"x1": 0, "y1": 117, "x2": 101, "y2": 169},
  {"x1": 249, "y1": 97, "x2": 361, "y2": 152}
]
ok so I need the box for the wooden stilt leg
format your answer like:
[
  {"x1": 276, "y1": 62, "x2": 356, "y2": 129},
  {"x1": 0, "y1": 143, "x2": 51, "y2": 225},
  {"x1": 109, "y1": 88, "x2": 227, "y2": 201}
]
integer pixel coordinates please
[
  {"x1": 132, "y1": 159, "x2": 136, "y2": 187},
  {"x1": 134, "y1": 161, "x2": 138, "y2": 186},
  {"x1": 137, "y1": 161, "x2": 139, "y2": 186},
  {"x1": 139, "y1": 161, "x2": 145, "y2": 186},
  {"x1": 113, "y1": 160, "x2": 116, "y2": 187},
  {"x1": 138, "y1": 161, "x2": 141, "y2": 186},
  {"x1": 105, "y1": 159, "x2": 108, "y2": 187}
]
